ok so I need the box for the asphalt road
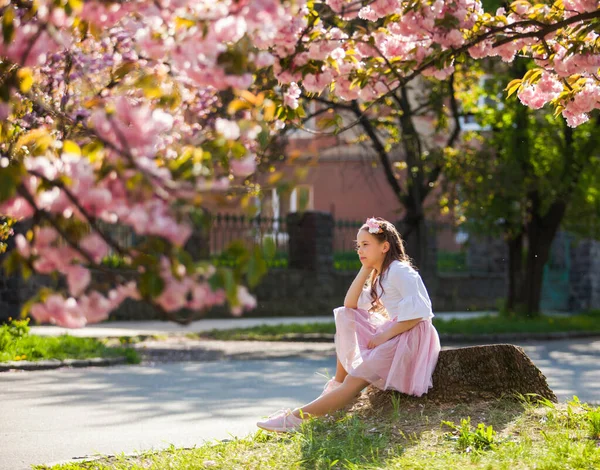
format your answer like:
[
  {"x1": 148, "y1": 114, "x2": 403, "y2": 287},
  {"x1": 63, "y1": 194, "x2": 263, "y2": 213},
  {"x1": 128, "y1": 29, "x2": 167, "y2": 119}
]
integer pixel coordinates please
[{"x1": 1, "y1": 338, "x2": 599, "y2": 470}]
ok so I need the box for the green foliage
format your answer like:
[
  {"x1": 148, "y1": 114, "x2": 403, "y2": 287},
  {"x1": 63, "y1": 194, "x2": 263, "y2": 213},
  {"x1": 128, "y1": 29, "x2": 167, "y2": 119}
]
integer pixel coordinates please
[
  {"x1": 198, "y1": 311, "x2": 600, "y2": 341},
  {"x1": 442, "y1": 417, "x2": 498, "y2": 452},
  {"x1": 298, "y1": 415, "x2": 390, "y2": 469},
  {"x1": 37, "y1": 399, "x2": 600, "y2": 470},
  {"x1": 437, "y1": 251, "x2": 467, "y2": 273},
  {"x1": 0, "y1": 216, "x2": 15, "y2": 254},
  {"x1": 0, "y1": 319, "x2": 139, "y2": 363},
  {"x1": 587, "y1": 409, "x2": 600, "y2": 440}
]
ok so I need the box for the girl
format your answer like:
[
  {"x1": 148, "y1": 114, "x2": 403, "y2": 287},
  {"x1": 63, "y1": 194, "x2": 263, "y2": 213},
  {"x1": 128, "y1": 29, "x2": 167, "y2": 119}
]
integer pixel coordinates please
[{"x1": 257, "y1": 217, "x2": 441, "y2": 433}]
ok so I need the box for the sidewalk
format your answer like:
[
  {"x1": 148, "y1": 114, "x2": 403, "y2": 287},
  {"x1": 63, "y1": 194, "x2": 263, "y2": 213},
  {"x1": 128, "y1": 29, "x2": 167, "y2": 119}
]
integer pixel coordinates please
[{"x1": 29, "y1": 311, "x2": 496, "y2": 338}]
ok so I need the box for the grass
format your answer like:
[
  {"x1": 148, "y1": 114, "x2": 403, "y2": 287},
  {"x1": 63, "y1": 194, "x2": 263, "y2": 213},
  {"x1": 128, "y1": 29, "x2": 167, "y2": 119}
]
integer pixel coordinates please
[
  {"x1": 0, "y1": 319, "x2": 140, "y2": 364},
  {"x1": 35, "y1": 396, "x2": 600, "y2": 469},
  {"x1": 194, "y1": 311, "x2": 600, "y2": 342}
]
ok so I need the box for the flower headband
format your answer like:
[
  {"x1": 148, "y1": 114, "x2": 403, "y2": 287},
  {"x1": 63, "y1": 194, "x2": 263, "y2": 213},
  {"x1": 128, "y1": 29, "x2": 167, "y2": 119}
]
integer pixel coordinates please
[{"x1": 365, "y1": 218, "x2": 383, "y2": 234}]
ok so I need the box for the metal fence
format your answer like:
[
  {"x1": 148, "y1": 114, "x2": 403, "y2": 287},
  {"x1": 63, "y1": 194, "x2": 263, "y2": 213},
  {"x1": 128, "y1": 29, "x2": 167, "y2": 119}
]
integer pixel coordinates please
[
  {"x1": 95, "y1": 214, "x2": 475, "y2": 273},
  {"x1": 209, "y1": 213, "x2": 289, "y2": 256}
]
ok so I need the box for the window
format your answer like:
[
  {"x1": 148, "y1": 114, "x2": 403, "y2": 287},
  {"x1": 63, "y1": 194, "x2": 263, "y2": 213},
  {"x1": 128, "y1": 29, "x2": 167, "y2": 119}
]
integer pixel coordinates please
[
  {"x1": 459, "y1": 74, "x2": 503, "y2": 132},
  {"x1": 290, "y1": 185, "x2": 314, "y2": 212}
]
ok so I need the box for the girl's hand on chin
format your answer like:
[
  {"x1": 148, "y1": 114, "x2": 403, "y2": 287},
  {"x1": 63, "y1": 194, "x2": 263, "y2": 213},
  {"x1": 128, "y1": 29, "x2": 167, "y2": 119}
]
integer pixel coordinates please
[{"x1": 359, "y1": 262, "x2": 375, "y2": 273}]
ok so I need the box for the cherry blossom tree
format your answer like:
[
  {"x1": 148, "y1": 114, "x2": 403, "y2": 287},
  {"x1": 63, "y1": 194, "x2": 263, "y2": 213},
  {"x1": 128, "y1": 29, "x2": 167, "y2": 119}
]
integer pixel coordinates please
[{"x1": 1, "y1": 0, "x2": 599, "y2": 326}]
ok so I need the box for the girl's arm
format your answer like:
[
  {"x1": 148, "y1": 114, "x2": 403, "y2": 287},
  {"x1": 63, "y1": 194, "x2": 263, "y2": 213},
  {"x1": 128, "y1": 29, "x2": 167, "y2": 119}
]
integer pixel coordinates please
[
  {"x1": 381, "y1": 318, "x2": 421, "y2": 340},
  {"x1": 343, "y1": 266, "x2": 373, "y2": 308},
  {"x1": 367, "y1": 318, "x2": 421, "y2": 348}
]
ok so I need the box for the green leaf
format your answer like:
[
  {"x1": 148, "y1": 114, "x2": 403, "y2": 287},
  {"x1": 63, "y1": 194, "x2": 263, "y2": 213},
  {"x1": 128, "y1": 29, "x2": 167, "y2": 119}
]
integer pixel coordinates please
[
  {"x1": 2, "y1": 7, "x2": 15, "y2": 44},
  {"x1": 505, "y1": 79, "x2": 522, "y2": 98},
  {"x1": 262, "y1": 237, "x2": 276, "y2": 260},
  {"x1": 247, "y1": 246, "x2": 267, "y2": 288},
  {"x1": 222, "y1": 268, "x2": 238, "y2": 305},
  {"x1": 20, "y1": 295, "x2": 37, "y2": 319},
  {"x1": 2, "y1": 250, "x2": 20, "y2": 276},
  {"x1": 139, "y1": 270, "x2": 165, "y2": 298},
  {"x1": 0, "y1": 168, "x2": 17, "y2": 202}
]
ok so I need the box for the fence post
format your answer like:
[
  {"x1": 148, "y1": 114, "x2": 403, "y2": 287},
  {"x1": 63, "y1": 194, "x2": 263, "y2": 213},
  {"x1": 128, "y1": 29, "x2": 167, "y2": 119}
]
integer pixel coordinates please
[
  {"x1": 287, "y1": 211, "x2": 334, "y2": 271},
  {"x1": 569, "y1": 237, "x2": 600, "y2": 311}
]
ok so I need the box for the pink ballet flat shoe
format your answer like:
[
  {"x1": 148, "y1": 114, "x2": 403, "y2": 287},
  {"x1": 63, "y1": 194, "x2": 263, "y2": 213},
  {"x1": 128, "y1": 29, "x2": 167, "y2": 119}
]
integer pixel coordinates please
[
  {"x1": 319, "y1": 378, "x2": 342, "y2": 397},
  {"x1": 256, "y1": 408, "x2": 304, "y2": 433}
]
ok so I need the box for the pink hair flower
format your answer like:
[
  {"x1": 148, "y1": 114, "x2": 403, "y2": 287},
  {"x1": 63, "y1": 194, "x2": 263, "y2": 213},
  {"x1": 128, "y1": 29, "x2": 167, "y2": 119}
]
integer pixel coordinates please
[{"x1": 366, "y1": 218, "x2": 382, "y2": 234}]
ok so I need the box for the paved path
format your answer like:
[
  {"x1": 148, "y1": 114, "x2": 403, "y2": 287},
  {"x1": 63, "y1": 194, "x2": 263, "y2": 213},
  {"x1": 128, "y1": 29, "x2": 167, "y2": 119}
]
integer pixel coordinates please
[
  {"x1": 2, "y1": 337, "x2": 599, "y2": 470},
  {"x1": 29, "y1": 312, "x2": 496, "y2": 338}
]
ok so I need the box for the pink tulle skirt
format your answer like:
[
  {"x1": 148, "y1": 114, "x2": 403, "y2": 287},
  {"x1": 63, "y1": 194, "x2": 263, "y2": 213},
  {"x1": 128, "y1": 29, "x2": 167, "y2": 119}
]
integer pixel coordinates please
[{"x1": 333, "y1": 307, "x2": 441, "y2": 396}]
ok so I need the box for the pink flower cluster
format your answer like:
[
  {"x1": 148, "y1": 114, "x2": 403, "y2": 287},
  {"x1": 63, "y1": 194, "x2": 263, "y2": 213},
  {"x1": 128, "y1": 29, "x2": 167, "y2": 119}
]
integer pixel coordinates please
[
  {"x1": 90, "y1": 97, "x2": 174, "y2": 158},
  {"x1": 30, "y1": 282, "x2": 140, "y2": 328},
  {"x1": 154, "y1": 258, "x2": 228, "y2": 313},
  {"x1": 275, "y1": 0, "x2": 600, "y2": 126}
]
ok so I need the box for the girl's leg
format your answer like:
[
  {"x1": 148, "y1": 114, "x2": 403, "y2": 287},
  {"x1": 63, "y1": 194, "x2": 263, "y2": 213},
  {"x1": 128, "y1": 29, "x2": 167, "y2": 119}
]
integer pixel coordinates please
[
  {"x1": 334, "y1": 356, "x2": 348, "y2": 383},
  {"x1": 294, "y1": 375, "x2": 369, "y2": 418}
]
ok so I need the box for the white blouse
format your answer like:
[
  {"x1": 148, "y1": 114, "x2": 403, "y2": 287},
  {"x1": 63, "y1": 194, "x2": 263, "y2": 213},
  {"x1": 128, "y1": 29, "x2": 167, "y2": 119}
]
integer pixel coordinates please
[{"x1": 357, "y1": 260, "x2": 434, "y2": 322}]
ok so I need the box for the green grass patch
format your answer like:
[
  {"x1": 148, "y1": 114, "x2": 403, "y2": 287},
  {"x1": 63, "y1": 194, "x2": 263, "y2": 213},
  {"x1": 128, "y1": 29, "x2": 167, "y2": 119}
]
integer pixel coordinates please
[
  {"x1": 0, "y1": 319, "x2": 140, "y2": 364},
  {"x1": 195, "y1": 311, "x2": 600, "y2": 341},
  {"x1": 193, "y1": 322, "x2": 337, "y2": 341},
  {"x1": 36, "y1": 398, "x2": 600, "y2": 469},
  {"x1": 434, "y1": 311, "x2": 600, "y2": 336}
]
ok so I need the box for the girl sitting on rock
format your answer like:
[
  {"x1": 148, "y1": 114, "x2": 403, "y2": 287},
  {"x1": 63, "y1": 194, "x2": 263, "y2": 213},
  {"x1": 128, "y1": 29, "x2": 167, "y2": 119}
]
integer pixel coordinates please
[{"x1": 257, "y1": 217, "x2": 441, "y2": 432}]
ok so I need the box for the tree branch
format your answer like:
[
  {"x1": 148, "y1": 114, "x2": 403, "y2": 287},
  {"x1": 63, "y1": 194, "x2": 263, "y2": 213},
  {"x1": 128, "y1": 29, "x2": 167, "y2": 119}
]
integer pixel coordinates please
[
  {"x1": 26, "y1": 169, "x2": 129, "y2": 257},
  {"x1": 349, "y1": 100, "x2": 405, "y2": 200}
]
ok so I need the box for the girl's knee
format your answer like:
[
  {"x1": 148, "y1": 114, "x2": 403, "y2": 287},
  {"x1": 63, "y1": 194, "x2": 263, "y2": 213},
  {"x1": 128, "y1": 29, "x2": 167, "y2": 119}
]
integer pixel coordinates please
[{"x1": 342, "y1": 375, "x2": 369, "y2": 393}]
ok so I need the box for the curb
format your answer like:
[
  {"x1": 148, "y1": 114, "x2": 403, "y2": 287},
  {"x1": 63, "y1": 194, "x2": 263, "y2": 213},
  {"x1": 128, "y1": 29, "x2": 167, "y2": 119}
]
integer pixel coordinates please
[{"x1": 0, "y1": 356, "x2": 128, "y2": 372}]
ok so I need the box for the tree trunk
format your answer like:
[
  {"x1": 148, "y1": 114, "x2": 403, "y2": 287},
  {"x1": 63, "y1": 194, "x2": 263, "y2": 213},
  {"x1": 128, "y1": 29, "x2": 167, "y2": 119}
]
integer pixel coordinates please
[
  {"x1": 363, "y1": 344, "x2": 557, "y2": 405},
  {"x1": 516, "y1": 196, "x2": 567, "y2": 316},
  {"x1": 398, "y1": 212, "x2": 431, "y2": 276},
  {"x1": 506, "y1": 231, "x2": 524, "y2": 312}
]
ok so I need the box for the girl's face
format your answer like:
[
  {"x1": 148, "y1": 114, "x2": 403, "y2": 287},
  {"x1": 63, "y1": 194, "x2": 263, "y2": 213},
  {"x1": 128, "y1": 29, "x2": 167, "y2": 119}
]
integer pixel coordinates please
[{"x1": 356, "y1": 229, "x2": 389, "y2": 271}]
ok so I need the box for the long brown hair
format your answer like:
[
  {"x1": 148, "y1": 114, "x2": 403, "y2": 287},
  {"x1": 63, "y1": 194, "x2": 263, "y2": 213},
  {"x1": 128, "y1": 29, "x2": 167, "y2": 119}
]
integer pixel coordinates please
[{"x1": 359, "y1": 218, "x2": 413, "y2": 313}]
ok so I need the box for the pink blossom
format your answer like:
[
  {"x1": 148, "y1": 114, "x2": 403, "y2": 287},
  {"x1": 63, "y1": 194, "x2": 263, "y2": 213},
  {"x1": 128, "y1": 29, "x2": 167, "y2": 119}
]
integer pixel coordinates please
[
  {"x1": 358, "y1": 7, "x2": 380, "y2": 21},
  {"x1": 0, "y1": 102, "x2": 9, "y2": 121},
  {"x1": 308, "y1": 42, "x2": 337, "y2": 61},
  {"x1": 80, "y1": 188, "x2": 112, "y2": 215},
  {"x1": 213, "y1": 16, "x2": 247, "y2": 43},
  {"x1": 80, "y1": 233, "x2": 109, "y2": 263},
  {"x1": 65, "y1": 265, "x2": 91, "y2": 297},
  {"x1": 79, "y1": 2, "x2": 129, "y2": 29},
  {"x1": 563, "y1": 0, "x2": 599, "y2": 13},
  {"x1": 230, "y1": 154, "x2": 257, "y2": 177},
  {"x1": 302, "y1": 72, "x2": 333, "y2": 94},
  {"x1": 156, "y1": 280, "x2": 189, "y2": 312},
  {"x1": 514, "y1": 2, "x2": 531, "y2": 15},
  {"x1": 335, "y1": 78, "x2": 360, "y2": 101},
  {"x1": 36, "y1": 227, "x2": 58, "y2": 247},
  {"x1": 0, "y1": 197, "x2": 35, "y2": 220},
  {"x1": 284, "y1": 82, "x2": 301, "y2": 109},
  {"x1": 232, "y1": 286, "x2": 257, "y2": 316},
  {"x1": 330, "y1": 48, "x2": 346, "y2": 61},
  {"x1": 325, "y1": 0, "x2": 345, "y2": 13},
  {"x1": 255, "y1": 51, "x2": 275, "y2": 68},
  {"x1": 30, "y1": 303, "x2": 51, "y2": 324},
  {"x1": 215, "y1": 118, "x2": 241, "y2": 140},
  {"x1": 225, "y1": 74, "x2": 254, "y2": 89},
  {"x1": 518, "y1": 86, "x2": 548, "y2": 109},
  {"x1": 79, "y1": 291, "x2": 114, "y2": 324},
  {"x1": 14, "y1": 234, "x2": 31, "y2": 258},
  {"x1": 35, "y1": 295, "x2": 86, "y2": 328},
  {"x1": 562, "y1": 109, "x2": 590, "y2": 127}
]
